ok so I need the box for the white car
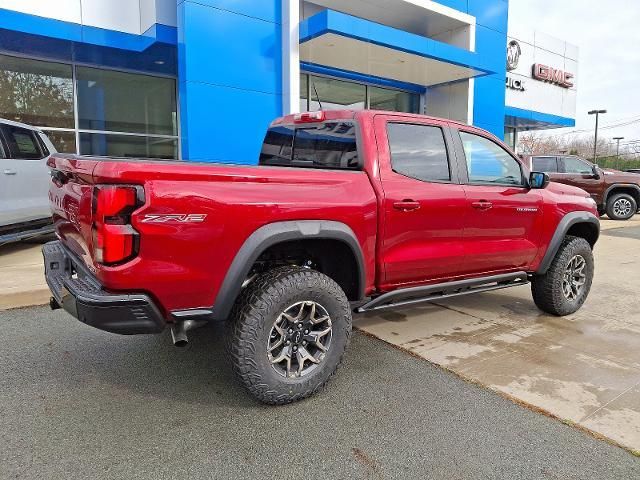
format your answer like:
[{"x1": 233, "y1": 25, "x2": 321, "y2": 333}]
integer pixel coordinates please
[{"x1": 0, "y1": 119, "x2": 57, "y2": 245}]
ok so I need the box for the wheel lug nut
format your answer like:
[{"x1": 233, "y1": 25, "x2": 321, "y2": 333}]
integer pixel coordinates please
[
  {"x1": 286, "y1": 340, "x2": 291, "y2": 345},
  {"x1": 293, "y1": 346, "x2": 298, "y2": 351},
  {"x1": 304, "y1": 330, "x2": 309, "y2": 334},
  {"x1": 298, "y1": 324, "x2": 303, "y2": 329},
  {"x1": 288, "y1": 329, "x2": 293, "y2": 334},
  {"x1": 302, "y1": 341, "x2": 307, "y2": 346}
]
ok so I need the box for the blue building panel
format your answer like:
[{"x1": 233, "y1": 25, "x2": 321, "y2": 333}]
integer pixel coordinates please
[{"x1": 178, "y1": 0, "x2": 282, "y2": 163}]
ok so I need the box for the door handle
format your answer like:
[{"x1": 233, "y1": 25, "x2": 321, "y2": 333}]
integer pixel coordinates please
[
  {"x1": 394, "y1": 200, "x2": 421, "y2": 212},
  {"x1": 472, "y1": 200, "x2": 493, "y2": 210},
  {"x1": 3, "y1": 169, "x2": 17, "y2": 176}
]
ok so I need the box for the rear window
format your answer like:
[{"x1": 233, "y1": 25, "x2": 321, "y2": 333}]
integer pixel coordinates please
[
  {"x1": 260, "y1": 122, "x2": 359, "y2": 170},
  {"x1": 2, "y1": 125, "x2": 45, "y2": 160},
  {"x1": 532, "y1": 156, "x2": 558, "y2": 173}
]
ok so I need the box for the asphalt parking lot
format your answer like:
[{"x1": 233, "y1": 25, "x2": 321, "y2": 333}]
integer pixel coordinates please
[{"x1": 1, "y1": 306, "x2": 640, "y2": 479}]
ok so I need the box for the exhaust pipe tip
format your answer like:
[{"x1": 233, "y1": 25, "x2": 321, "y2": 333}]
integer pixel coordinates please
[{"x1": 171, "y1": 324, "x2": 189, "y2": 347}]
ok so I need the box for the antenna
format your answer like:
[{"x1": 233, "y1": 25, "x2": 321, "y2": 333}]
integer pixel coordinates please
[{"x1": 312, "y1": 81, "x2": 324, "y2": 111}]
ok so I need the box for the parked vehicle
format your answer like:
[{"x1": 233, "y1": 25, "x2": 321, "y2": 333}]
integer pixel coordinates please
[
  {"x1": 0, "y1": 119, "x2": 57, "y2": 245},
  {"x1": 44, "y1": 110, "x2": 600, "y2": 404},
  {"x1": 527, "y1": 154, "x2": 640, "y2": 220}
]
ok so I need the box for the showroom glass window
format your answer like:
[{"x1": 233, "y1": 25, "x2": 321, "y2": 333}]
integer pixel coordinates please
[
  {"x1": 0, "y1": 54, "x2": 74, "y2": 151},
  {"x1": 300, "y1": 73, "x2": 420, "y2": 114},
  {"x1": 0, "y1": 54, "x2": 178, "y2": 158}
]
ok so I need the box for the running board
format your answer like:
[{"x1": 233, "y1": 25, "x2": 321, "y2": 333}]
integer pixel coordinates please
[{"x1": 356, "y1": 272, "x2": 529, "y2": 313}]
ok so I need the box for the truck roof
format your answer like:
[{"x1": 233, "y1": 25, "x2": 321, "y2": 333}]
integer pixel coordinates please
[
  {"x1": 0, "y1": 117, "x2": 44, "y2": 131},
  {"x1": 271, "y1": 110, "x2": 472, "y2": 129}
]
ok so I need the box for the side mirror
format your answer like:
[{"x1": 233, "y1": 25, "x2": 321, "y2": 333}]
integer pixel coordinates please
[
  {"x1": 591, "y1": 165, "x2": 601, "y2": 180},
  {"x1": 529, "y1": 171, "x2": 550, "y2": 189}
]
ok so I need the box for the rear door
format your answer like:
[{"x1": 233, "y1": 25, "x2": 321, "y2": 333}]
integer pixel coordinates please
[
  {"x1": 0, "y1": 124, "x2": 52, "y2": 226},
  {"x1": 455, "y1": 128, "x2": 544, "y2": 275},
  {"x1": 374, "y1": 115, "x2": 468, "y2": 289}
]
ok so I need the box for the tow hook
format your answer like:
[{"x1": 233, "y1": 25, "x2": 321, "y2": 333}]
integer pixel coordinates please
[{"x1": 170, "y1": 320, "x2": 206, "y2": 347}]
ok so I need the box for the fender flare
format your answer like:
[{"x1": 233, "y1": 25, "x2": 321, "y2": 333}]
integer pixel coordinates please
[
  {"x1": 210, "y1": 220, "x2": 366, "y2": 320},
  {"x1": 603, "y1": 183, "x2": 640, "y2": 204},
  {"x1": 536, "y1": 212, "x2": 600, "y2": 274}
]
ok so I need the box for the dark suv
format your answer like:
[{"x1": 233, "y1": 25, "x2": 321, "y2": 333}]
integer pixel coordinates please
[{"x1": 528, "y1": 155, "x2": 640, "y2": 220}]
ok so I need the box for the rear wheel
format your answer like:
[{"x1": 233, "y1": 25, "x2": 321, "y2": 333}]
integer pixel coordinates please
[
  {"x1": 531, "y1": 236, "x2": 594, "y2": 316},
  {"x1": 606, "y1": 193, "x2": 637, "y2": 220},
  {"x1": 227, "y1": 266, "x2": 352, "y2": 405}
]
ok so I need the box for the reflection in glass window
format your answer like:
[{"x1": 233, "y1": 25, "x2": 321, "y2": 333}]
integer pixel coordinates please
[
  {"x1": 300, "y1": 74, "x2": 309, "y2": 112},
  {"x1": 460, "y1": 132, "x2": 523, "y2": 186},
  {"x1": 370, "y1": 87, "x2": 420, "y2": 113},
  {"x1": 260, "y1": 123, "x2": 359, "y2": 170},
  {"x1": 42, "y1": 130, "x2": 76, "y2": 154},
  {"x1": 79, "y1": 133, "x2": 177, "y2": 160},
  {"x1": 76, "y1": 67, "x2": 177, "y2": 136},
  {"x1": 0, "y1": 54, "x2": 74, "y2": 129},
  {"x1": 387, "y1": 123, "x2": 450, "y2": 182},
  {"x1": 308, "y1": 76, "x2": 366, "y2": 112}
]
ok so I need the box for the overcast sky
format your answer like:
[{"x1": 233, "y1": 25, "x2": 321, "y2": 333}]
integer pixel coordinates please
[{"x1": 509, "y1": 0, "x2": 640, "y2": 150}]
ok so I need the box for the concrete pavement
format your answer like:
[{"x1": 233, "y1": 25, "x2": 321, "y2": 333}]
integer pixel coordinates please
[
  {"x1": 1, "y1": 306, "x2": 639, "y2": 479},
  {"x1": 0, "y1": 238, "x2": 50, "y2": 310},
  {"x1": 356, "y1": 218, "x2": 640, "y2": 453}
]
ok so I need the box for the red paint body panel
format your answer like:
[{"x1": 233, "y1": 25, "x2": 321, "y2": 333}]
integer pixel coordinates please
[{"x1": 47, "y1": 110, "x2": 598, "y2": 320}]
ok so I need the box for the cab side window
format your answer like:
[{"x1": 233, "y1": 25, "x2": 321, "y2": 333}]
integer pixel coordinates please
[
  {"x1": 387, "y1": 123, "x2": 451, "y2": 182},
  {"x1": 2, "y1": 125, "x2": 45, "y2": 160},
  {"x1": 532, "y1": 156, "x2": 559, "y2": 173},
  {"x1": 562, "y1": 157, "x2": 593, "y2": 174},
  {"x1": 460, "y1": 132, "x2": 524, "y2": 186}
]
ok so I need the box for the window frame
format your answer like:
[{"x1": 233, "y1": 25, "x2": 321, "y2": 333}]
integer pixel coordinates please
[
  {"x1": 456, "y1": 129, "x2": 527, "y2": 188},
  {"x1": 560, "y1": 156, "x2": 594, "y2": 175},
  {"x1": 259, "y1": 120, "x2": 364, "y2": 172},
  {"x1": 386, "y1": 121, "x2": 454, "y2": 185}
]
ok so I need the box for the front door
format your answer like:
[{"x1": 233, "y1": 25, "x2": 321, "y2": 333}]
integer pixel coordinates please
[
  {"x1": 375, "y1": 115, "x2": 468, "y2": 289},
  {"x1": 557, "y1": 156, "x2": 603, "y2": 205},
  {"x1": 455, "y1": 129, "x2": 544, "y2": 275}
]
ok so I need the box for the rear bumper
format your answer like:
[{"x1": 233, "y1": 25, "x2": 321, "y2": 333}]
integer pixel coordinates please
[{"x1": 43, "y1": 241, "x2": 166, "y2": 335}]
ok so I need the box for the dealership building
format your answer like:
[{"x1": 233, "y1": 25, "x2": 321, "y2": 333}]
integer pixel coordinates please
[{"x1": 0, "y1": 0, "x2": 578, "y2": 162}]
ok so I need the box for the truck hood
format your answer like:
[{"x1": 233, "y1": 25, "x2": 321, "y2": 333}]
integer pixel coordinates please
[{"x1": 546, "y1": 180, "x2": 591, "y2": 198}]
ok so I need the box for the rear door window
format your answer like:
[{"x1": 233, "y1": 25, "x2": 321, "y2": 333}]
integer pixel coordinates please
[
  {"x1": 260, "y1": 122, "x2": 359, "y2": 170},
  {"x1": 387, "y1": 123, "x2": 451, "y2": 182},
  {"x1": 532, "y1": 156, "x2": 559, "y2": 173},
  {"x1": 2, "y1": 125, "x2": 45, "y2": 160}
]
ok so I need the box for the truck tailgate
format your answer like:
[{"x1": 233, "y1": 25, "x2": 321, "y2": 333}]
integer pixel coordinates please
[{"x1": 47, "y1": 156, "x2": 99, "y2": 269}]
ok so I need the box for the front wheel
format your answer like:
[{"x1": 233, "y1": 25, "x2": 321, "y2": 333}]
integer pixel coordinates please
[
  {"x1": 531, "y1": 236, "x2": 594, "y2": 316},
  {"x1": 227, "y1": 266, "x2": 352, "y2": 405},
  {"x1": 606, "y1": 193, "x2": 637, "y2": 220}
]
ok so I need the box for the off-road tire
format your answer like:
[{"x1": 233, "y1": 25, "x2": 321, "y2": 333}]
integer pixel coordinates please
[
  {"x1": 606, "y1": 193, "x2": 637, "y2": 220},
  {"x1": 227, "y1": 266, "x2": 352, "y2": 405},
  {"x1": 531, "y1": 236, "x2": 594, "y2": 316}
]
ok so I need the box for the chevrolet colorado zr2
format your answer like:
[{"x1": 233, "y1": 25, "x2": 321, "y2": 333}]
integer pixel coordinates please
[{"x1": 43, "y1": 110, "x2": 600, "y2": 404}]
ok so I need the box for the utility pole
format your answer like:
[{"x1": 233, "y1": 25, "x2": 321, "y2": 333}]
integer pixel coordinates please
[
  {"x1": 614, "y1": 136, "x2": 624, "y2": 158},
  {"x1": 588, "y1": 109, "x2": 607, "y2": 165}
]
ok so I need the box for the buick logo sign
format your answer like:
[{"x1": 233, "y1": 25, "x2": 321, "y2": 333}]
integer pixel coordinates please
[{"x1": 506, "y1": 40, "x2": 521, "y2": 71}]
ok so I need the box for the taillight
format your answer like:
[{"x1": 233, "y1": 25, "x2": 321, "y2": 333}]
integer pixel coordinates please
[{"x1": 92, "y1": 185, "x2": 143, "y2": 265}]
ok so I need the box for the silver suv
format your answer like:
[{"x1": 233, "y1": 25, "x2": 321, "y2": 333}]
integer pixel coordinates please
[{"x1": 0, "y1": 119, "x2": 57, "y2": 244}]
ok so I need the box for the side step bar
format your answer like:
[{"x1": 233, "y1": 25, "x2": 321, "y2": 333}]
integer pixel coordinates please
[{"x1": 356, "y1": 272, "x2": 529, "y2": 313}]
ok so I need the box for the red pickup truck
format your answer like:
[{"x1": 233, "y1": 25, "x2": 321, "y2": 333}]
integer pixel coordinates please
[{"x1": 44, "y1": 110, "x2": 600, "y2": 404}]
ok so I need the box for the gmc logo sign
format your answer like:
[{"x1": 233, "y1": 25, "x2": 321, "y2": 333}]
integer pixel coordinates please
[{"x1": 533, "y1": 64, "x2": 574, "y2": 89}]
